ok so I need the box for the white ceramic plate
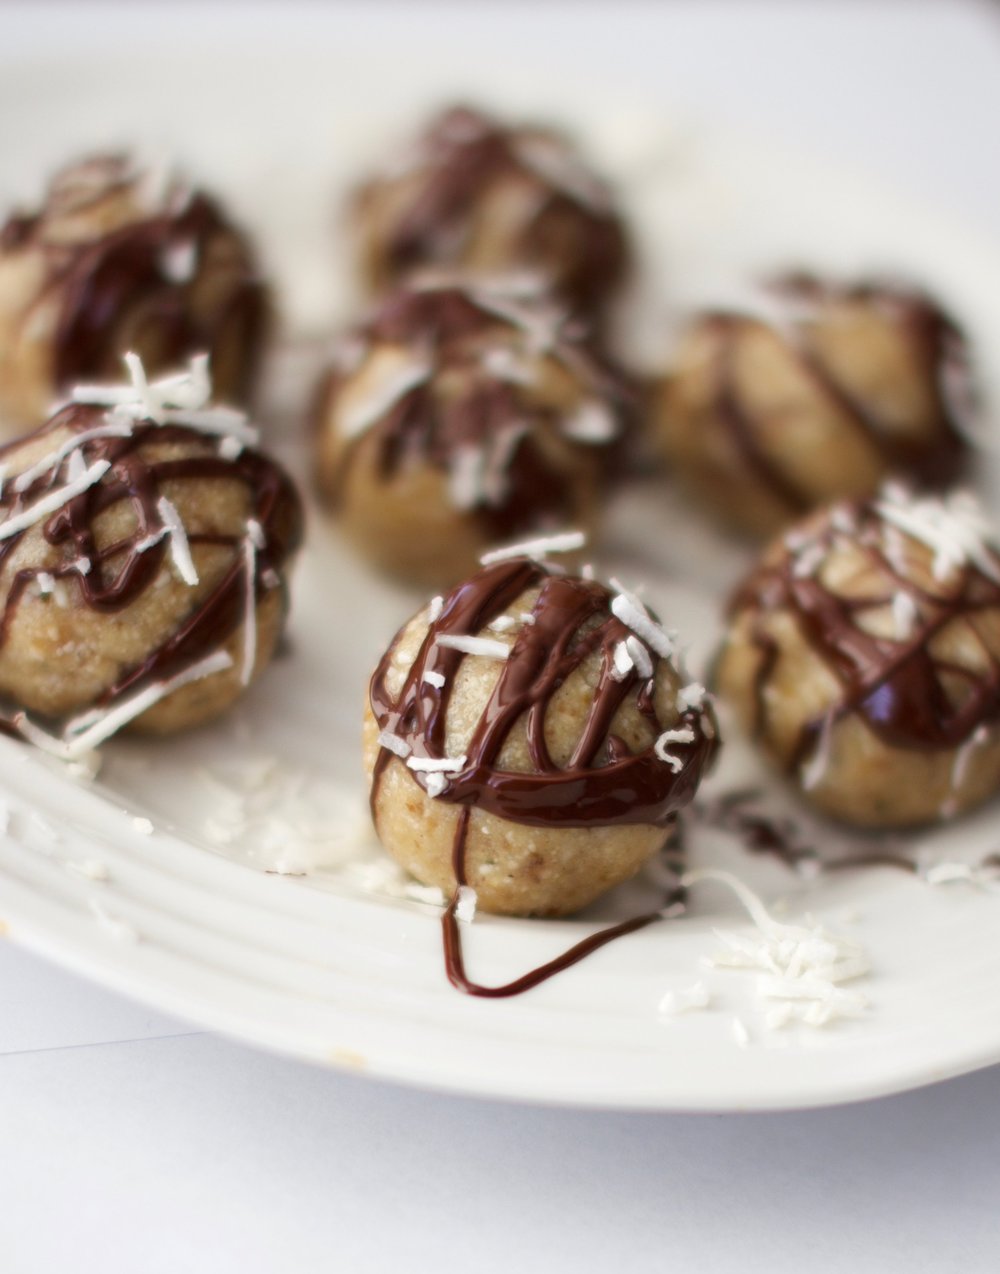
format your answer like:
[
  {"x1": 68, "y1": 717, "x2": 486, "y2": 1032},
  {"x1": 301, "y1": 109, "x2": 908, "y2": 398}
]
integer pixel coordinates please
[{"x1": 3, "y1": 30, "x2": 1000, "y2": 1111}]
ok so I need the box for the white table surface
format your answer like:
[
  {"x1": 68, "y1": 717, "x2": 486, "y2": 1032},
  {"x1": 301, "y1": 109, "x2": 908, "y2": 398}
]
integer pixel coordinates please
[{"x1": 4, "y1": 2, "x2": 1000, "y2": 1270}]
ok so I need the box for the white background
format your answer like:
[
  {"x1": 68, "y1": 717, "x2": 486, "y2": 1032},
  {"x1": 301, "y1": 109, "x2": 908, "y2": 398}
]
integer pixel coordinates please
[{"x1": 3, "y1": 2, "x2": 1000, "y2": 1270}]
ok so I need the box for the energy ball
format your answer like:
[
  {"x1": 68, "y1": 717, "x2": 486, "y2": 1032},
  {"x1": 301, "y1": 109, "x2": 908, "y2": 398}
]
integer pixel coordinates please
[
  {"x1": 716, "y1": 485, "x2": 1000, "y2": 827},
  {"x1": 350, "y1": 104, "x2": 630, "y2": 316},
  {"x1": 657, "y1": 276, "x2": 972, "y2": 538},
  {"x1": 314, "y1": 276, "x2": 636, "y2": 588},
  {"x1": 0, "y1": 154, "x2": 269, "y2": 435},
  {"x1": 0, "y1": 356, "x2": 302, "y2": 755},
  {"x1": 364, "y1": 550, "x2": 718, "y2": 919}
]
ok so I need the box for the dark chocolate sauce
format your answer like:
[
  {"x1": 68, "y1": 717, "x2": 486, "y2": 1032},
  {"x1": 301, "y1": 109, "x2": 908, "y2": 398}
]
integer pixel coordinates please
[
  {"x1": 0, "y1": 401, "x2": 301, "y2": 722},
  {"x1": 369, "y1": 557, "x2": 718, "y2": 996},
  {"x1": 728, "y1": 498, "x2": 1000, "y2": 770},
  {"x1": 1, "y1": 156, "x2": 268, "y2": 406},
  {"x1": 318, "y1": 280, "x2": 635, "y2": 538},
  {"x1": 703, "y1": 276, "x2": 969, "y2": 515},
  {"x1": 358, "y1": 105, "x2": 629, "y2": 314}
]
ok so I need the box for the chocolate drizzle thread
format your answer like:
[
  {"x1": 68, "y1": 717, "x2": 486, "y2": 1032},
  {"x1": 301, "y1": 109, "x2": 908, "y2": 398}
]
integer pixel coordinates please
[
  {"x1": 0, "y1": 401, "x2": 301, "y2": 724},
  {"x1": 369, "y1": 557, "x2": 717, "y2": 996},
  {"x1": 1, "y1": 156, "x2": 268, "y2": 406},
  {"x1": 704, "y1": 276, "x2": 970, "y2": 515},
  {"x1": 728, "y1": 499, "x2": 1000, "y2": 776},
  {"x1": 357, "y1": 105, "x2": 629, "y2": 314},
  {"x1": 318, "y1": 281, "x2": 634, "y2": 538}
]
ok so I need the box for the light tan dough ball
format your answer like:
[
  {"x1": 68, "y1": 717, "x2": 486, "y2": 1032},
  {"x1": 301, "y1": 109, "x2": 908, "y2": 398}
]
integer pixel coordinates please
[
  {"x1": 351, "y1": 104, "x2": 630, "y2": 318},
  {"x1": 365, "y1": 556, "x2": 718, "y2": 916},
  {"x1": 0, "y1": 379, "x2": 302, "y2": 743},
  {"x1": 314, "y1": 277, "x2": 635, "y2": 589},
  {"x1": 656, "y1": 276, "x2": 972, "y2": 538},
  {"x1": 716, "y1": 488, "x2": 1000, "y2": 827},
  {"x1": 0, "y1": 154, "x2": 269, "y2": 435}
]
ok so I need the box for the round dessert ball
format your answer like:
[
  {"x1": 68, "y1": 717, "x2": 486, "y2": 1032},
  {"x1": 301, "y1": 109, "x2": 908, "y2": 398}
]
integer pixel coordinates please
[
  {"x1": 656, "y1": 275, "x2": 972, "y2": 538},
  {"x1": 364, "y1": 553, "x2": 718, "y2": 917},
  {"x1": 0, "y1": 153, "x2": 269, "y2": 435},
  {"x1": 0, "y1": 358, "x2": 302, "y2": 747},
  {"x1": 350, "y1": 104, "x2": 630, "y2": 316},
  {"x1": 314, "y1": 276, "x2": 636, "y2": 589},
  {"x1": 716, "y1": 485, "x2": 1000, "y2": 827}
]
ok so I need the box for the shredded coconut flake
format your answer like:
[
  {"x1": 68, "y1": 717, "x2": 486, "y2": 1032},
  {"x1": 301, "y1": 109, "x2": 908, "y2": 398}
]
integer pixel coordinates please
[
  {"x1": 480, "y1": 529, "x2": 585, "y2": 564},
  {"x1": 435, "y1": 633, "x2": 509, "y2": 660},
  {"x1": 610, "y1": 583, "x2": 674, "y2": 658},
  {"x1": 455, "y1": 885, "x2": 478, "y2": 924},
  {"x1": 132, "y1": 816, "x2": 154, "y2": 835},
  {"x1": 800, "y1": 712, "x2": 836, "y2": 792},
  {"x1": 875, "y1": 485, "x2": 1000, "y2": 584},
  {"x1": 156, "y1": 495, "x2": 198, "y2": 586},
  {"x1": 72, "y1": 353, "x2": 258, "y2": 444},
  {"x1": 561, "y1": 399, "x2": 618, "y2": 443},
  {"x1": 677, "y1": 682, "x2": 707, "y2": 713},
  {"x1": 377, "y1": 730, "x2": 411, "y2": 760},
  {"x1": 681, "y1": 868, "x2": 871, "y2": 1030},
  {"x1": 406, "y1": 754, "x2": 467, "y2": 774},
  {"x1": 658, "y1": 981, "x2": 710, "y2": 1016},
  {"x1": 424, "y1": 772, "x2": 449, "y2": 798},
  {"x1": 12, "y1": 423, "x2": 132, "y2": 493},
  {"x1": 892, "y1": 590, "x2": 919, "y2": 639},
  {"x1": 427, "y1": 595, "x2": 444, "y2": 623},
  {"x1": 421, "y1": 669, "x2": 446, "y2": 689},
  {"x1": 240, "y1": 536, "x2": 257, "y2": 686},
  {"x1": 15, "y1": 650, "x2": 232, "y2": 760},
  {"x1": 625, "y1": 635, "x2": 653, "y2": 680},
  {"x1": 340, "y1": 360, "x2": 430, "y2": 439},
  {"x1": 611, "y1": 640, "x2": 634, "y2": 682},
  {"x1": 0, "y1": 460, "x2": 110, "y2": 541}
]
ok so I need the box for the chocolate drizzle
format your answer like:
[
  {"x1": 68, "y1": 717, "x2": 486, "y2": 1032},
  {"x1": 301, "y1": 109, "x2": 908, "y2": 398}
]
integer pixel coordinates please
[
  {"x1": 369, "y1": 557, "x2": 717, "y2": 996},
  {"x1": 728, "y1": 498, "x2": 1000, "y2": 771},
  {"x1": 702, "y1": 275, "x2": 970, "y2": 516},
  {"x1": 357, "y1": 105, "x2": 629, "y2": 314},
  {"x1": 1, "y1": 155, "x2": 268, "y2": 407},
  {"x1": 318, "y1": 280, "x2": 634, "y2": 537},
  {"x1": 0, "y1": 401, "x2": 301, "y2": 722}
]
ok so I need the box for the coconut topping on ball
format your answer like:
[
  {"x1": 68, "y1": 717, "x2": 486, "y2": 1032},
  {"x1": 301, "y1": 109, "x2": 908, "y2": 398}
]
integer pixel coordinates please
[
  {"x1": 0, "y1": 354, "x2": 301, "y2": 759},
  {"x1": 730, "y1": 486, "x2": 1000, "y2": 779},
  {"x1": 353, "y1": 104, "x2": 630, "y2": 314},
  {"x1": 0, "y1": 154, "x2": 268, "y2": 422},
  {"x1": 318, "y1": 275, "x2": 634, "y2": 532},
  {"x1": 711, "y1": 276, "x2": 970, "y2": 501}
]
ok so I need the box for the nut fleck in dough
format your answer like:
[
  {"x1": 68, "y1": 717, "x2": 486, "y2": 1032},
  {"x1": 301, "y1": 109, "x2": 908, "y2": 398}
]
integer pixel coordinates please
[
  {"x1": 365, "y1": 556, "x2": 718, "y2": 917},
  {"x1": 0, "y1": 362, "x2": 302, "y2": 743},
  {"x1": 350, "y1": 104, "x2": 630, "y2": 317},
  {"x1": 656, "y1": 276, "x2": 972, "y2": 538},
  {"x1": 315, "y1": 276, "x2": 635, "y2": 589},
  {"x1": 716, "y1": 487, "x2": 1000, "y2": 827},
  {"x1": 0, "y1": 154, "x2": 269, "y2": 436}
]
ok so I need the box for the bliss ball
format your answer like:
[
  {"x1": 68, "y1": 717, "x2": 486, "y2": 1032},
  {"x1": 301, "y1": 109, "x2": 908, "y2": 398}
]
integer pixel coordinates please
[
  {"x1": 0, "y1": 356, "x2": 301, "y2": 753},
  {"x1": 716, "y1": 485, "x2": 1000, "y2": 827},
  {"x1": 656, "y1": 276, "x2": 972, "y2": 538},
  {"x1": 0, "y1": 154, "x2": 270, "y2": 435},
  {"x1": 364, "y1": 552, "x2": 718, "y2": 917},
  {"x1": 314, "y1": 276, "x2": 636, "y2": 588},
  {"x1": 350, "y1": 104, "x2": 630, "y2": 317}
]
